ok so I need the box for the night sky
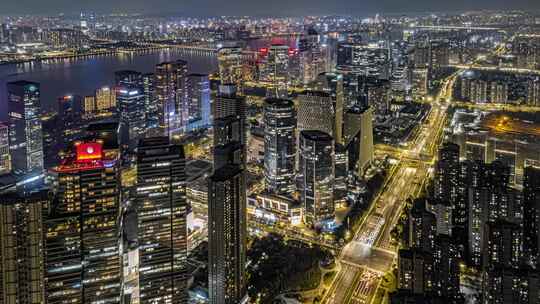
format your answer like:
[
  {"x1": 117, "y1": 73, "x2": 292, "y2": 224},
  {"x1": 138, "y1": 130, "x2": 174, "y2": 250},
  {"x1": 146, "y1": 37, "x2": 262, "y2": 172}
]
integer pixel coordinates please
[{"x1": 0, "y1": 0, "x2": 539, "y2": 16}]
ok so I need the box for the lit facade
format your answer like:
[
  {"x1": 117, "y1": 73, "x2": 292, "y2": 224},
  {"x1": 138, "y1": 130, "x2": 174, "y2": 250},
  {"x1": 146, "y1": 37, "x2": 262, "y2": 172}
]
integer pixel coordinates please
[
  {"x1": 299, "y1": 130, "x2": 335, "y2": 226},
  {"x1": 46, "y1": 141, "x2": 120, "y2": 304},
  {"x1": 136, "y1": 137, "x2": 188, "y2": 303},
  {"x1": 7, "y1": 81, "x2": 43, "y2": 174},
  {"x1": 155, "y1": 60, "x2": 189, "y2": 136},
  {"x1": 208, "y1": 165, "x2": 248, "y2": 304},
  {"x1": 0, "y1": 123, "x2": 11, "y2": 175},
  {"x1": 263, "y1": 98, "x2": 296, "y2": 195},
  {"x1": 117, "y1": 85, "x2": 146, "y2": 144},
  {"x1": 186, "y1": 74, "x2": 211, "y2": 129},
  {"x1": 0, "y1": 190, "x2": 47, "y2": 304}
]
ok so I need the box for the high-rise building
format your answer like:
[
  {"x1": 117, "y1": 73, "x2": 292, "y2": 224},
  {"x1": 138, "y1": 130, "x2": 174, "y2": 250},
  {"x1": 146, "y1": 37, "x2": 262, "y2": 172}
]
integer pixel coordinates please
[
  {"x1": 484, "y1": 220, "x2": 522, "y2": 270},
  {"x1": 264, "y1": 45, "x2": 289, "y2": 99},
  {"x1": 434, "y1": 143, "x2": 461, "y2": 206},
  {"x1": 213, "y1": 84, "x2": 246, "y2": 169},
  {"x1": 434, "y1": 143, "x2": 462, "y2": 233},
  {"x1": 95, "y1": 86, "x2": 116, "y2": 111},
  {"x1": 142, "y1": 73, "x2": 158, "y2": 129},
  {"x1": 396, "y1": 236, "x2": 463, "y2": 302},
  {"x1": 217, "y1": 47, "x2": 245, "y2": 89},
  {"x1": 397, "y1": 249, "x2": 433, "y2": 295},
  {"x1": 115, "y1": 70, "x2": 143, "y2": 87},
  {"x1": 490, "y1": 81, "x2": 509, "y2": 104},
  {"x1": 136, "y1": 137, "x2": 188, "y2": 303},
  {"x1": 208, "y1": 165, "x2": 248, "y2": 304},
  {"x1": 334, "y1": 144, "x2": 348, "y2": 192},
  {"x1": 117, "y1": 85, "x2": 146, "y2": 144},
  {"x1": 464, "y1": 160, "x2": 513, "y2": 267},
  {"x1": 523, "y1": 166, "x2": 540, "y2": 267},
  {"x1": 358, "y1": 76, "x2": 391, "y2": 117},
  {"x1": 297, "y1": 91, "x2": 335, "y2": 138},
  {"x1": 483, "y1": 267, "x2": 540, "y2": 304},
  {"x1": 407, "y1": 198, "x2": 436, "y2": 253},
  {"x1": 413, "y1": 40, "x2": 449, "y2": 69},
  {"x1": 336, "y1": 42, "x2": 390, "y2": 79},
  {"x1": 0, "y1": 190, "x2": 48, "y2": 304},
  {"x1": 298, "y1": 130, "x2": 335, "y2": 226},
  {"x1": 430, "y1": 40, "x2": 450, "y2": 69},
  {"x1": 357, "y1": 106, "x2": 374, "y2": 176},
  {"x1": 57, "y1": 95, "x2": 84, "y2": 146},
  {"x1": 263, "y1": 98, "x2": 296, "y2": 195},
  {"x1": 314, "y1": 73, "x2": 344, "y2": 144},
  {"x1": 0, "y1": 123, "x2": 11, "y2": 175},
  {"x1": 7, "y1": 81, "x2": 43, "y2": 174},
  {"x1": 46, "y1": 141, "x2": 120, "y2": 304},
  {"x1": 155, "y1": 60, "x2": 189, "y2": 136},
  {"x1": 83, "y1": 95, "x2": 96, "y2": 116},
  {"x1": 213, "y1": 116, "x2": 244, "y2": 171},
  {"x1": 187, "y1": 74, "x2": 211, "y2": 128},
  {"x1": 432, "y1": 235, "x2": 461, "y2": 300},
  {"x1": 299, "y1": 44, "x2": 330, "y2": 85},
  {"x1": 213, "y1": 85, "x2": 246, "y2": 122}
]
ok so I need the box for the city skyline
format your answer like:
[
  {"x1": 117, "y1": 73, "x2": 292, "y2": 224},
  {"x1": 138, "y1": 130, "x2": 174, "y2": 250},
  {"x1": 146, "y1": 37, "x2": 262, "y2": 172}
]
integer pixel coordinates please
[
  {"x1": 1, "y1": 1, "x2": 540, "y2": 16},
  {"x1": 1, "y1": 7, "x2": 540, "y2": 304}
]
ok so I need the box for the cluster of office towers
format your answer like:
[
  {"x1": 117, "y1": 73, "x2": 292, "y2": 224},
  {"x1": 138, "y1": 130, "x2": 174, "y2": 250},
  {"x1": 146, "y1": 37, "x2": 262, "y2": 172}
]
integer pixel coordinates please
[
  {"x1": 0, "y1": 36, "x2": 384, "y2": 304},
  {"x1": 0, "y1": 60, "x2": 246, "y2": 304},
  {"x1": 0, "y1": 85, "x2": 248, "y2": 304}
]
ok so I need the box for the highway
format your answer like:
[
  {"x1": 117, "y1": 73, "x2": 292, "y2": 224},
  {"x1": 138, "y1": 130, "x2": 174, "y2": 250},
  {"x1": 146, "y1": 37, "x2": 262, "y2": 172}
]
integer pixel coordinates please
[{"x1": 321, "y1": 72, "x2": 455, "y2": 304}]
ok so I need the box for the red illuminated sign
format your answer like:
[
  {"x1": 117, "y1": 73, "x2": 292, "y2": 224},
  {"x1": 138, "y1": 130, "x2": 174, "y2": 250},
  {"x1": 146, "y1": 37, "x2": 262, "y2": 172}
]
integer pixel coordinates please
[{"x1": 75, "y1": 142, "x2": 103, "y2": 162}]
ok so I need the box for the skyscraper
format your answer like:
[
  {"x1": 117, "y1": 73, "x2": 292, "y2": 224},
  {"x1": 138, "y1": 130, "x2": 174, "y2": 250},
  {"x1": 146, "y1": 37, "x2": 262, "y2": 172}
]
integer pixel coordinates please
[
  {"x1": 57, "y1": 95, "x2": 84, "y2": 148},
  {"x1": 299, "y1": 130, "x2": 335, "y2": 226},
  {"x1": 0, "y1": 123, "x2": 11, "y2": 175},
  {"x1": 0, "y1": 190, "x2": 48, "y2": 304},
  {"x1": 214, "y1": 84, "x2": 246, "y2": 145},
  {"x1": 263, "y1": 98, "x2": 296, "y2": 195},
  {"x1": 117, "y1": 85, "x2": 146, "y2": 144},
  {"x1": 214, "y1": 85, "x2": 245, "y2": 120},
  {"x1": 297, "y1": 91, "x2": 335, "y2": 138},
  {"x1": 264, "y1": 45, "x2": 290, "y2": 99},
  {"x1": 464, "y1": 160, "x2": 512, "y2": 267},
  {"x1": 46, "y1": 141, "x2": 120, "y2": 304},
  {"x1": 213, "y1": 116, "x2": 244, "y2": 171},
  {"x1": 358, "y1": 76, "x2": 391, "y2": 117},
  {"x1": 7, "y1": 81, "x2": 43, "y2": 174},
  {"x1": 314, "y1": 72, "x2": 344, "y2": 145},
  {"x1": 142, "y1": 73, "x2": 158, "y2": 130},
  {"x1": 336, "y1": 42, "x2": 390, "y2": 79},
  {"x1": 115, "y1": 70, "x2": 143, "y2": 87},
  {"x1": 155, "y1": 60, "x2": 189, "y2": 137},
  {"x1": 208, "y1": 165, "x2": 248, "y2": 304},
  {"x1": 136, "y1": 137, "x2": 188, "y2": 303},
  {"x1": 357, "y1": 106, "x2": 374, "y2": 176},
  {"x1": 217, "y1": 47, "x2": 245, "y2": 90},
  {"x1": 95, "y1": 86, "x2": 116, "y2": 111},
  {"x1": 187, "y1": 74, "x2": 211, "y2": 128},
  {"x1": 434, "y1": 143, "x2": 461, "y2": 207},
  {"x1": 523, "y1": 166, "x2": 540, "y2": 267}
]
